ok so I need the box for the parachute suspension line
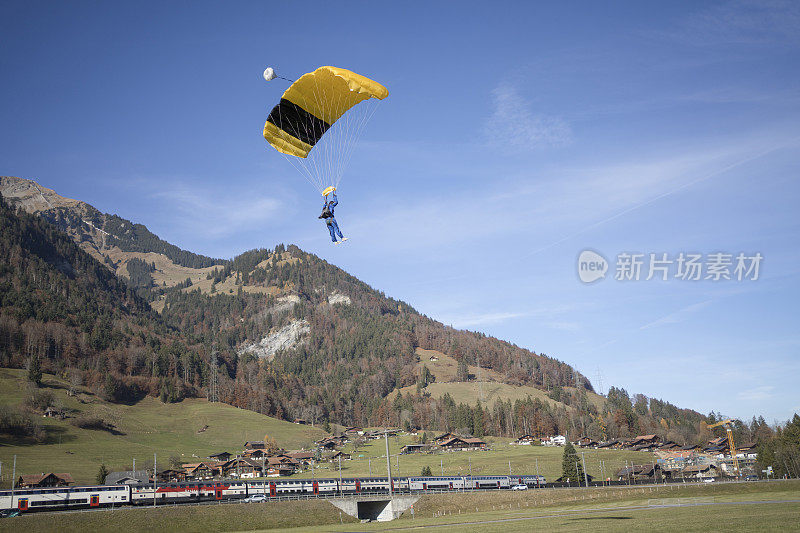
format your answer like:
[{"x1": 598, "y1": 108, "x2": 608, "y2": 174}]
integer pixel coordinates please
[{"x1": 336, "y1": 99, "x2": 380, "y2": 188}]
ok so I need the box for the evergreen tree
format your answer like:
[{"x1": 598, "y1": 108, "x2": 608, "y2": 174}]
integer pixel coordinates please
[
  {"x1": 27, "y1": 355, "x2": 42, "y2": 387},
  {"x1": 421, "y1": 465, "x2": 432, "y2": 476},
  {"x1": 561, "y1": 442, "x2": 584, "y2": 482},
  {"x1": 96, "y1": 463, "x2": 109, "y2": 484},
  {"x1": 456, "y1": 360, "x2": 469, "y2": 382}
]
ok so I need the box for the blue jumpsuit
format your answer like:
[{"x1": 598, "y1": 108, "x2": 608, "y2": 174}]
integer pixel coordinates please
[{"x1": 323, "y1": 196, "x2": 344, "y2": 242}]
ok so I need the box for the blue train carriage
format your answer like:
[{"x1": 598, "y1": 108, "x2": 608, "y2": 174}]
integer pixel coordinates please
[
  {"x1": 466, "y1": 475, "x2": 512, "y2": 489},
  {"x1": 0, "y1": 485, "x2": 129, "y2": 512},
  {"x1": 408, "y1": 476, "x2": 466, "y2": 491}
]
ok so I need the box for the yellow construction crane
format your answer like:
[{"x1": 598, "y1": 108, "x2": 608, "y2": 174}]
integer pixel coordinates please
[{"x1": 707, "y1": 419, "x2": 739, "y2": 477}]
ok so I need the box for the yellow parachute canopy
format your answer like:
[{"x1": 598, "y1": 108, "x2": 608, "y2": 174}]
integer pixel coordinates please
[{"x1": 263, "y1": 66, "x2": 388, "y2": 159}]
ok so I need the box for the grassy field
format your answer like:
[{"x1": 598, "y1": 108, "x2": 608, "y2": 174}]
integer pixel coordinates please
[
  {"x1": 314, "y1": 432, "x2": 652, "y2": 481},
  {"x1": 0, "y1": 369, "x2": 326, "y2": 485},
  {"x1": 0, "y1": 499, "x2": 357, "y2": 533},
  {"x1": 293, "y1": 479, "x2": 800, "y2": 532},
  {"x1": 2, "y1": 479, "x2": 796, "y2": 532},
  {"x1": 401, "y1": 348, "x2": 607, "y2": 412}
]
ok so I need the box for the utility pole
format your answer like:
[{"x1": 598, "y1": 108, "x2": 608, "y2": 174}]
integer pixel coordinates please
[
  {"x1": 536, "y1": 458, "x2": 540, "y2": 484},
  {"x1": 338, "y1": 455, "x2": 342, "y2": 492},
  {"x1": 11, "y1": 456, "x2": 16, "y2": 507},
  {"x1": 441, "y1": 458, "x2": 444, "y2": 476},
  {"x1": 581, "y1": 452, "x2": 588, "y2": 487},
  {"x1": 384, "y1": 431, "x2": 393, "y2": 496},
  {"x1": 477, "y1": 351, "x2": 483, "y2": 403},
  {"x1": 509, "y1": 460, "x2": 512, "y2": 476},
  {"x1": 153, "y1": 453, "x2": 157, "y2": 507},
  {"x1": 368, "y1": 457, "x2": 371, "y2": 476},
  {"x1": 133, "y1": 458, "x2": 136, "y2": 476},
  {"x1": 575, "y1": 461, "x2": 579, "y2": 486}
]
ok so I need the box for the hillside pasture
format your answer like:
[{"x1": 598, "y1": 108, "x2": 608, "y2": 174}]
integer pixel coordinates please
[{"x1": 0, "y1": 369, "x2": 325, "y2": 485}]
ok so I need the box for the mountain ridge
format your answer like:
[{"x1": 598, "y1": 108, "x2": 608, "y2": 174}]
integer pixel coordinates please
[{"x1": 0, "y1": 176, "x2": 712, "y2": 445}]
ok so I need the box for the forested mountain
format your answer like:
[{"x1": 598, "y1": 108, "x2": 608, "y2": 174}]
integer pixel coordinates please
[
  {"x1": 0, "y1": 176, "x2": 221, "y2": 280},
  {"x1": 0, "y1": 193, "x2": 203, "y2": 404},
  {"x1": 0, "y1": 177, "x2": 728, "y2": 446}
]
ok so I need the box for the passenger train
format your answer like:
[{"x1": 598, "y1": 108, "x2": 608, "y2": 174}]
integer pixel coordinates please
[{"x1": 0, "y1": 474, "x2": 545, "y2": 513}]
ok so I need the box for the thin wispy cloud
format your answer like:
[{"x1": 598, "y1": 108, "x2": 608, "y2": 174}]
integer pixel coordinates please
[
  {"x1": 738, "y1": 385, "x2": 775, "y2": 401},
  {"x1": 675, "y1": 0, "x2": 800, "y2": 46},
  {"x1": 440, "y1": 303, "x2": 578, "y2": 330},
  {"x1": 446, "y1": 311, "x2": 527, "y2": 329},
  {"x1": 150, "y1": 183, "x2": 285, "y2": 238},
  {"x1": 639, "y1": 300, "x2": 714, "y2": 330},
  {"x1": 485, "y1": 84, "x2": 571, "y2": 153}
]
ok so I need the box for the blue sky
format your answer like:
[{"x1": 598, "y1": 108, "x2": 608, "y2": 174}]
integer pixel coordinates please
[{"x1": 2, "y1": 1, "x2": 799, "y2": 424}]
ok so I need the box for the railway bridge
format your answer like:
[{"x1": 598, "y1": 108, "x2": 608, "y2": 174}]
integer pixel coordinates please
[{"x1": 328, "y1": 494, "x2": 419, "y2": 522}]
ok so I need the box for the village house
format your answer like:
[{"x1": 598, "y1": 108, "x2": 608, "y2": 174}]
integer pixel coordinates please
[
  {"x1": 439, "y1": 437, "x2": 487, "y2": 451},
  {"x1": 682, "y1": 464, "x2": 719, "y2": 480},
  {"x1": 400, "y1": 443, "x2": 432, "y2": 454},
  {"x1": 293, "y1": 418, "x2": 308, "y2": 425},
  {"x1": 17, "y1": 473, "x2": 74, "y2": 488},
  {"x1": 575, "y1": 436, "x2": 598, "y2": 448},
  {"x1": 182, "y1": 462, "x2": 222, "y2": 479},
  {"x1": 735, "y1": 444, "x2": 758, "y2": 460},
  {"x1": 156, "y1": 469, "x2": 187, "y2": 483},
  {"x1": 207, "y1": 451, "x2": 233, "y2": 462},
  {"x1": 286, "y1": 451, "x2": 315, "y2": 467},
  {"x1": 434, "y1": 432, "x2": 458, "y2": 445},
  {"x1": 105, "y1": 470, "x2": 150, "y2": 485},
  {"x1": 222, "y1": 457, "x2": 264, "y2": 478},
  {"x1": 328, "y1": 451, "x2": 352, "y2": 462},
  {"x1": 515, "y1": 434, "x2": 538, "y2": 445},
  {"x1": 243, "y1": 449, "x2": 267, "y2": 459},
  {"x1": 265, "y1": 464, "x2": 294, "y2": 477},
  {"x1": 543, "y1": 435, "x2": 566, "y2": 446},
  {"x1": 244, "y1": 441, "x2": 266, "y2": 451},
  {"x1": 43, "y1": 406, "x2": 66, "y2": 419},
  {"x1": 626, "y1": 434, "x2": 661, "y2": 449}
]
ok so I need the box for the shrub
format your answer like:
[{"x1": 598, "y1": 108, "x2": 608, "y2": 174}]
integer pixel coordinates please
[
  {"x1": 70, "y1": 415, "x2": 111, "y2": 431},
  {"x1": 0, "y1": 404, "x2": 46, "y2": 442},
  {"x1": 23, "y1": 387, "x2": 54, "y2": 412}
]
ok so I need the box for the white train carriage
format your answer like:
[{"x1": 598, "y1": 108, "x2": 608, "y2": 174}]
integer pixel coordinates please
[
  {"x1": 515, "y1": 475, "x2": 546, "y2": 487},
  {"x1": 130, "y1": 481, "x2": 247, "y2": 504},
  {"x1": 355, "y1": 477, "x2": 395, "y2": 493},
  {"x1": 0, "y1": 485, "x2": 129, "y2": 512},
  {"x1": 408, "y1": 476, "x2": 466, "y2": 491}
]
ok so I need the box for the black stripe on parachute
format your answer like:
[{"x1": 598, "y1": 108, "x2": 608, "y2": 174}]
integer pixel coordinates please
[{"x1": 266, "y1": 99, "x2": 331, "y2": 147}]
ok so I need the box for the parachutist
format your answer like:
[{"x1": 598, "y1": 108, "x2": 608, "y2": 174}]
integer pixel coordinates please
[{"x1": 319, "y1": 193, "x2": 347, "y2": 244}]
